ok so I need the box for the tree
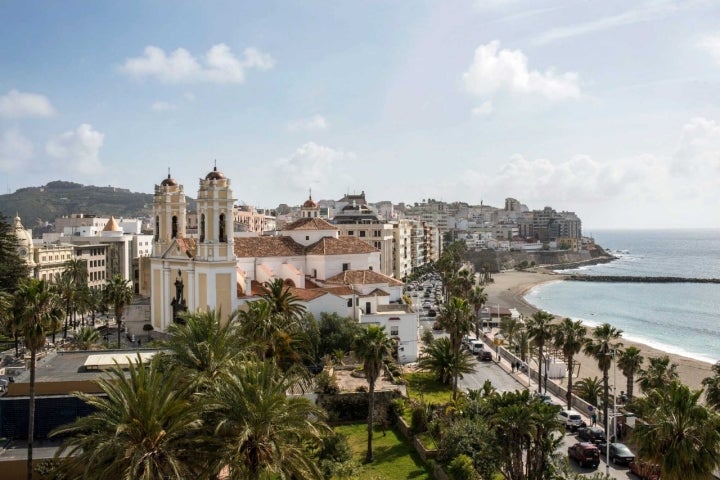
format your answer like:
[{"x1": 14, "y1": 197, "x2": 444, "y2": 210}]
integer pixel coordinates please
[
  {"x1": 0, "y1": 212, "x2": 30, "y2": 293},
  {"x1": 51, "y1": 354, "x2": 210, "y2": 479},
  {"x1": 163, "y1": 308, "x2": 241, "y2": 390},
  {"x1": 631, "y1": 381, "x2": 720, "y2": 480},
  {"x1": 354, "y1": 324, "x2": 393, "y2": 463},
  {"x1": 72, "y1": 326, "x2": 101, "y2": 350},
  {"x1": 104, "y1": 274, "x2": 133, "y2": 348},
  {"x1": 553, "y1": 317, "x2": 587, "y2": 410},
  {"x1": 439, "y1": 296, "x2": 475, "y2": 399},
  {"x1": 317, "y1": 312, "x2": 362, "y2": 360},
  {"x1": 702, "y1": 361, "x2": 720, "y2": 411},
  {"x1": 618, "y1": 346, "x2": 644, "y2": 401},
  {"x1": 260, "y1": 278, "x2": 307, "y2": 321},
  {"x1": 14, "y1": 278, "x2": 64, "y2": 480},
  {"x1": 526, "y1": 311, "x2": 554, "y2": 394},
  {"x1": 62, "y1": 258, "x2": 88, "y2": 286},
  {"x1": 206, "y1": 360, "x2": 330, "y2": 479},
  {"x1": 467, "y1": 285, "x2": 487, "y2": 338},
  {"x1": 418, "y1": 336, "x2": 475, "y2": 385},
  {"x1": 583, "y1": 323, "x2": 623, "y2": 430},
  {"x1": 573, "y1": 376, "x2": 604, "y2": 407},
  {"x1": 638, "y1": 355, "x2": 679, "y2": 393},
  {"x1": 500, "y1": 316, "x2": 521, "y2": 348},
  {"x1": 54, "y1": 272, "x2": 77, "y2": 340}
]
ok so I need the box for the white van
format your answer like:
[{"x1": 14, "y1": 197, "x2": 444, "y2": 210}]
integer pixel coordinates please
[{"x1": 470, "y1": 340, "x2": 485, "y2": 355}]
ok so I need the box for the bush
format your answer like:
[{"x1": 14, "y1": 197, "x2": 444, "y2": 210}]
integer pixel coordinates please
[
  {"x1": 390, "y1": 398, "x2": 406, "y2": 418},
  {"x1": 447, "y1": 454, "x2": 479, "y2": 480},
  {"x1": 315, "y1": 371, "x2": 340, "y2": 394},
  {"x1": 421, "y1": 327, "x2": 435, "y2": 346},
  {"x1": 411, "y1": 404, "x2": 428, "y2": 434},
  {"x1": 317, "y1": 432, "x2": 359, "y2": 479}
]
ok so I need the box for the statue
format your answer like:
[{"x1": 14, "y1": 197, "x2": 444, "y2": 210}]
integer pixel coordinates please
[{"x1": 170, "y1": 270, "x2": 187, "y2": 324}]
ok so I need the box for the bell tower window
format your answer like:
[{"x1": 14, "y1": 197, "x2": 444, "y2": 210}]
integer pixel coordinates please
[
  {"x1": 200, "y1": 214, "x2": 206, "y2": 243},
  {"x1": 154, "y1": 216, "x2": 159, "y2": 242},
  {"x1": 171, "y1": 216, "x2": 178, "y2": 239},
  {"x1": 219, "y1": 213, "x2": 227, "y2": 243}
]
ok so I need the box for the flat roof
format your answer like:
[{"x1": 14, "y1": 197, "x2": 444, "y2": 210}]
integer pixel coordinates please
[{"x1": 84, "y1": 351, "x2": 158, "y2": 371}]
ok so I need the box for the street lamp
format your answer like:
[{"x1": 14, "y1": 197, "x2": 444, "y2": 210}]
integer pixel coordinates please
[{"x1": 605, "y1": 349, "x2": 617, "y2": 477}]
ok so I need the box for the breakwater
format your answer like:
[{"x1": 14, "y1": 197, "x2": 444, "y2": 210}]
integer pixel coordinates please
[{"x1": 567, "y1": 275, "x2": 720, "y2": 284}]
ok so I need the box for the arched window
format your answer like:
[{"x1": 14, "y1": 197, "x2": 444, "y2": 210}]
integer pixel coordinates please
[
  {"x1": 219, "y1": 213, "x2": 226, "y2": 243},
  {"x1": 154, "y1": 216, "x2": 159, "y2": 242},
  {"x1": 200, "y1": 214, "x2": 206, "y2": 242},
  {"x1": 171, "y1": 215, "x2": 178, "y2": 239}
]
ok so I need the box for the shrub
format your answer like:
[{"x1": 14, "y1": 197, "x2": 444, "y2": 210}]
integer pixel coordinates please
[
  {"x1": 315, "y1": 370, "x2": 340, "y2": 394},
  {"x1": 421, "y1": 327, "x2": 435, "y2": 346},
  {"x1": 390, "y1": 398, "x2": 406, "y2": 418},
  {"x1": 447, "y1": 454, "x2": 479, "y2": 480},
  {"x1": 411, "y1": 404, "x2": 429, "y2": 434},
  {"x1": 317, "y1": 432, "x2": 358, "y2": 479}
]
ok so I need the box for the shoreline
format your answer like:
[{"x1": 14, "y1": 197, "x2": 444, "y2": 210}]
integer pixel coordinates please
[{"x1": 484, "y1": 270, "x2": 714, "y2": 392}]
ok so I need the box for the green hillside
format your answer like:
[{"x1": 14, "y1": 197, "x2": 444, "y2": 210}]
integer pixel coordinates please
[{"x1": 0, "y1": 180, "x2": 194, "y2": 228}]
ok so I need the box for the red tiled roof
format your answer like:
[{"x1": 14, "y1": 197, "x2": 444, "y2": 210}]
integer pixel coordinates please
[
  {"x1": 283, "y1": 217, "x2": 337, "y2": 231},
  {"x1": 233, "y1": 236, "x2": 305, "y2": 258},
  {"x1": 305, "y1": 236, "x2": 379, "y2": 255},
  {"x1": 288, "y1": 287, "x2": 328, "y2": 301},
  {"x1": 324, "y1": 269, "x2": 404, "y2": 286},
  {"x1": 176, "y1": 238, "x2": 197, "y2": 258},
  {"x1": 318, "y1": 285, "x2": 356, "y2": 296}
]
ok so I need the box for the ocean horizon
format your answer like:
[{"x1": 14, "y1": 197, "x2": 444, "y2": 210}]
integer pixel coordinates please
[{"x1": 524, "y1": 228, "x2": 720, "y2": 364}]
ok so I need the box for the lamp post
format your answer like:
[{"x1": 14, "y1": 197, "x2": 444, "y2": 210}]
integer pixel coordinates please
[{"x1": 605, "y1": 349, "x2": 617, "y2": 476}]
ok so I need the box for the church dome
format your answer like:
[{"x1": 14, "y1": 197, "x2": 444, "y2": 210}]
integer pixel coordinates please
[
  {"x1": 13, "y1": 214, "x2": 33, "y2": 249},
  {"x1": 302, "y1": 196, "x2": 318, "y2": 209},
  {"x1": 160, "y1": 173, "x2": 178, "y2": 186},
  {"x1": 205, "y1": 166, "x2": 225, "y2": 180}
]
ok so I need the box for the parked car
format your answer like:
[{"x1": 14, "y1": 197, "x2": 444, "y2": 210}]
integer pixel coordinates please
[
  {"x1": 628, "y1": 460, "x2": 660, "y2": 480},
  {"x1": 558, "y1": 409, "x2": 585, "y2": 431},
  {"x1": 568, "y1": 442, "x2": 600, "y2": 468},
  {"x1": 479, "y1": 350, "x2": 493, "y2": 361},
  {"x1": 427, "y1": 309, "x2": 437, "y2": 317},
  {"x1": 605, "y1": 442, "x2": 635, "y2": 466},
  {"x1": 470, "y1": 340, "x2": 485, "y2": 355},
  {"x1": 577, "y1": 426, "x2": 606, "y2": 445}
]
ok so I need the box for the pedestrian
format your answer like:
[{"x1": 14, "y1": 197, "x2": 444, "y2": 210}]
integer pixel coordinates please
[
  {"x1": 511, "y1": 361, "x2": 516, "y2": 372},
  {"x1": 591, "y1": 411, "x2": 597, "y2": 426}
]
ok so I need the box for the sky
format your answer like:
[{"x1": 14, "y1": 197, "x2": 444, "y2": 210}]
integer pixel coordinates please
[{"x1": 1, "y1": 0, "x2": 719, "y2": 230}]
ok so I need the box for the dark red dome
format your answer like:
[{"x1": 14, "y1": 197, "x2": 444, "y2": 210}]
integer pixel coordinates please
[
  {"x1": 206, "y1": 166, "x2": 225, "y2": 180},
  {"x1": 160, "y1": 173, "x2": 178, "y2": 186}
]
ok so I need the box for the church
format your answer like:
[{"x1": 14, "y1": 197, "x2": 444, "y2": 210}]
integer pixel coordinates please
[{"x1": 149, "y1": 166, "x2": 419, "y2": 361}]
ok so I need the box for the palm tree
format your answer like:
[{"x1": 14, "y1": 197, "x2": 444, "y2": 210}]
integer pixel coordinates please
[
  {"x1": 51, "y1": 354, "x2": 210, "y2": 479},
  {"x1": 260, "y1": 278, "x2": 307, "y2": 321},
  {"x1": 468, "y1": 284, "x2": 487, "y2": 338},
  {"x1": 553, "y1": 317, "x2": 587, "y2": 409},
  {"x1": 354, "y1": 324, "x2": 393, "y2": 462},
  {"x1": 638, "y1": 355, "x2": 679, "y2": 393},
  {"x1": 62, "y1": 257, "x2": 88, "y2": 286},
  {"x1": 526, "y1": 310, "x2": 554, "y2": 394},
  {"x1": 573, "y1": 376, "x2": 604, "y2": 407},
  {"x1": 54, "y1": 272, "x2": 76, "y2": 340},
  {"x1": 237, "y1": 300, "x2": 309, "y2": 366},
  {"x1": 104, "y1": 275, "x2": 133, "y2": 348},
  {"x1": 163, "y1": 309, "x2": 242, "y2": 389},
  {"x1": 206, "y1": 360, "x2": 330, "y2": 479},
  {"x1": 631, "y1": 381, "x2": 720, "y2": 480},
  {"x1": 72, "y1": 326, "x2": 101, "y2": 350},
  {"x1": 438, "y1": 296, "x2": 475, "y2": 399},
  {"x1": 583, "y1": 322, "x2": 623, "y2": 431},
  {"x1": 14, "y1": 278, "x2": 64, "y2": 480},
  {"x1": 500, "y1": 316, "x2": 521, "y2": 348},
  {"x1": 702, "y1": 361, "x2": 720, "y2": 411},
  {"x1": 618, "y1": 346, "x2": 644, "y2": 401},
  {"x1": 418, "y1": 336, "x2": 475, "y2": 385}
]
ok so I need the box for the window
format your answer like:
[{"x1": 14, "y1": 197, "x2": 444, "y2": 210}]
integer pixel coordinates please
[
  {"x1": 347, "y1": 299, "x2": 353, "y2": 307},
  {"x1": 306, "y1": 236, "x2": 310, "y2": 241},
  {"x1": 365, "y1": 302, "x2": 371, "y2": 314},
  {"x1": 359, "y1": 231, "x2": 366, "y2": 237},
  {"x1": 390, "y1": 326, "x2": 399, "y2": 336},
  {"x1": 348, "y1": 230, "x2": 354, "y2": 236},
  {"x1": 200, "y1": 214, "x2": 205, "y2": 242},
  {"x1": 171, "y1": 216, "x2": 178, "y2": 239},
  {"x1": 374, "y1": 230, "x2": 381, "y2": 237},
  {"x1": 219, "y1": 213, "x2": 227, "y2": 242},
  {"x1": 154, "y1": 216, "x2": 159, "y2": 241},
  {"x1": 342, "y1": 263, "x2": 350, "y2": 271}
]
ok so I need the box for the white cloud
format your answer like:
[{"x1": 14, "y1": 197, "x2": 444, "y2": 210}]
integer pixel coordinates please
[
  {"x1": 120, "y1": 43, "x2": 275, "y2": 84},
  {"x1": 463, "y1": 41, "x2": 580, "y2": 101},
  {"x1": 534, "y1": 1, "x2": 691, "y2": 45},
  {"x1": 46, "y1": 124, "x2": 104, "y2": 175},
  {"x1": 273, "y1": 142, "x2": 353, "y2": 191},
  {"x1": 0, "y1": 129, "x2": 34, "y2": 172},
  {"x1": 287, "y1": 115, "x2": 329, "y2": 132},
  {"x1": 472, "y1": 100, "x2": 493, "y2": 117},
  {"x1": 698, "y1": 33, "x2": 720, "y2": 64},
  {"x1": 473, "y1": 0, "x2": 518, "y2": 10},
  {"x1": 672, "y1": 116, "x2": 720, "y2": 179},
  {"x1": 0, "y1": 90, "x2": 55, "y2": 118},
  {"x1": 151, "y1": 101, "x2": 176, "y2": 112}
]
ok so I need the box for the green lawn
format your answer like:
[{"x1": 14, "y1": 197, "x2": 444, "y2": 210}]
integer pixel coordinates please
[
  {"x1": 404, "y1": 371, "x2": 453, "y2": 405},
  {"x1": 335, "y1": 423, "x2": 433, "y2": 480}
]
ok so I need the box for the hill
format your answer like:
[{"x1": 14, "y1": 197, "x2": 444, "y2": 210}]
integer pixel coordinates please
[{"x1": 0, "y1": 180, "x2": 181, "y2": 228}]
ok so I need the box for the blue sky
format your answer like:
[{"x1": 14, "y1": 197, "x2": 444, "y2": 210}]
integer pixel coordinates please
[{"x1": 1, "y1": 1, "x2": 719, "y2": 229}]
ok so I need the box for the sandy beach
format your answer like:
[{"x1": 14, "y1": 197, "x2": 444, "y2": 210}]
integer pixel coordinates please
[{"x1": 484, "y1": 270, "x2": 714, "y2": 393}]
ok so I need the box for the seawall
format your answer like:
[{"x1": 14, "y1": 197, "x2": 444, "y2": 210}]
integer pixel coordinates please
[{"x1": 567, "y1": 275, "x2": 720, "y2": 284}]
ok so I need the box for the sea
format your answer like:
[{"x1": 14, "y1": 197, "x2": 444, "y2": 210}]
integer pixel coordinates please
[{"x1": 523, "y1": 229, "x2": 720, "y2": 364}]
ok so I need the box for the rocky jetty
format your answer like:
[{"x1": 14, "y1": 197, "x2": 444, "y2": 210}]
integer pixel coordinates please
[{"x1": 567, "y1": 275, "x2": 720, "y2": 284}]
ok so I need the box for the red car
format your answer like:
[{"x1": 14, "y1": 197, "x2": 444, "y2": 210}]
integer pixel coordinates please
[
  {"x1": 628, "y1": 460, "x2": 660, "y2": 480},
  {"x1": 568, "y1": 442, "x2": 600, "y2": 468}
]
